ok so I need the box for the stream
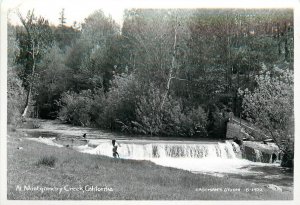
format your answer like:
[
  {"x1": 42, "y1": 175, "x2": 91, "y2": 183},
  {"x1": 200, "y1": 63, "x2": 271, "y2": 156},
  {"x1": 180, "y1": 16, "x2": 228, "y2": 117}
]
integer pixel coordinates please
[{"x1": 20, "y1": 119, "x2": 293, "y2": 190}]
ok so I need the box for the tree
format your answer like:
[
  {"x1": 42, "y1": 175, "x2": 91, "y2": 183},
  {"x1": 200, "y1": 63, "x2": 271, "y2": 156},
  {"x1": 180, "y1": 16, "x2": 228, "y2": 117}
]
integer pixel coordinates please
[
  {"x1": 11, "y1": 8, "x2": 293, "y2": 141},
  {"x1": 35, "y1": 45, "x2": 72, "y2": 118},
  {"x1": 59, "y1": 8, "x2": 66, "y2": 27},
  {"x1": 7, "y1": 24, "x2": 26, "y2": 124},
  {"x1": 66, "y1": 10, "x2": 120, "y2": 92},
  {"x1": 16, "y1": 10, "x2": 53, "y2": 117},
  {"x1": 53, "y1": 25, "x2": 80, "y2": 50},
  {"x1": 122, "y1": 9, "x2": 191, "y2": 106},
  {"x1": 103, "y1": 73, "x2": 140, "y2": 130},
  {"x1": 240, "y1": 64, "x2": 294, "y2": 167}
]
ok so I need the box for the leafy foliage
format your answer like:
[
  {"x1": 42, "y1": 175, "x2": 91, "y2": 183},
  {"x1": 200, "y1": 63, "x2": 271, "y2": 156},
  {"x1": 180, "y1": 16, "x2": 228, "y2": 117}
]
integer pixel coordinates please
[
  {"x1": 58, "y1": 90, "x2": 94, "y2": 126},
  {"x1": 35, "y1": 45, "x2": 72, "y2": 118},
  {"x1": 16, "y1": 11, "x2": 54, "y2": 89},
  {"x1": 136, "y1": 85, "x2": 207, "y2": 137},
  {"x1": 7, "y1": 67, "x2": 26, "y2": 124},
  {"x1": 9, "y1": 9, "x2": 294, "y2": 146},
  {"x1": 240, "y1": 64, "x2": 294, "y2": 166},
  {"x1": 100, "y1": 73, "x2": 140, "y2": 130},
  {"x1": 7, "y1": 24, "x2": 26, "y2": 125}
]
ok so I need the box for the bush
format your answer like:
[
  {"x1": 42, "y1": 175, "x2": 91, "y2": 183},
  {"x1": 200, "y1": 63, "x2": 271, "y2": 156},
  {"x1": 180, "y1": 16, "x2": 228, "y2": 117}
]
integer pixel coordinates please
[
  {"x1": 240, "y1": 65, "x2": 294, "y2": 167},
  {"x1": 99, "y1": 73, "x2": 140, "y2": 130},
  {"x1": 35, "y1": 45, "x2": 73, "y2": 119},
  {"x1": 7, "y1": 67, "x2": 26, "y2": 126},
  {"x1": 21, "y1": 119, "x2": 41, "y2": 129},
  {"x1": 281, "y1": 150, "x2": 294, "y2": 168},
  {"x1": 89, "y1": 89, "x2": 106, "y2": 125},
  {"x1": 135, "y1": 85, "x2": 207, "y2": 137},
  {"x1": 58, "y1": 74, "x2": 209, "y2": 138},
  {"x1": 58, "y1": 74, "x2": 139, "y2": 130},
  {"x1": 181, "y1": 106, "x2": 208, "y2": 137},
  {"x1": 59, "y1": 90, "x2": 95, "y2": 126},
  {"x1": 207, "y1": 106, "x2": 229, "y2": 139},
  {"x1": 135, "y1": 86, "x2": 163, "y2": 135},
  {"x1": 36, "y1": 156, "x2": 57, "y2": 167}
]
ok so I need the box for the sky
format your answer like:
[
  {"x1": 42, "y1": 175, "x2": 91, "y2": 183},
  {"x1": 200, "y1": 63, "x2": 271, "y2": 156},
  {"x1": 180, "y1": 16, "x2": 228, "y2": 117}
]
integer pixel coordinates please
[
  {"x1": 3, "y1": 0, "x2": 297, "y2": 27},
  {"x1": 5, "y1": 0, "x2": 127, "y2": 26}
]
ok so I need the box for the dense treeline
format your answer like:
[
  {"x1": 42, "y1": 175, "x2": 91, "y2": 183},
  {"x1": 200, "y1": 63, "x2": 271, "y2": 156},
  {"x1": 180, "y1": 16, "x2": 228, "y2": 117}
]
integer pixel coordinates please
[{"x1": 8, "y1": 9, "x2": 293, "y2": 142}]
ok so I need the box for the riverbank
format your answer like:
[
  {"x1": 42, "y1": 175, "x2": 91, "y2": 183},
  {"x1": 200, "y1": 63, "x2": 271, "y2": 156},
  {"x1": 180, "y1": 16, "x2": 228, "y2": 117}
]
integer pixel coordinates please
[{"x1": 7, "y1": 129, "x2": 293, "y2": 200}]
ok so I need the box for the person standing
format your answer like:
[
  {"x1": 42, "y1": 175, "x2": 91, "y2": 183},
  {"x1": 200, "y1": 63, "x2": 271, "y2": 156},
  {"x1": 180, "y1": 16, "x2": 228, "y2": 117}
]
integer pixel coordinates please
[{"x1": 112, "y1": 139, "x2": 120, "y2": 158}]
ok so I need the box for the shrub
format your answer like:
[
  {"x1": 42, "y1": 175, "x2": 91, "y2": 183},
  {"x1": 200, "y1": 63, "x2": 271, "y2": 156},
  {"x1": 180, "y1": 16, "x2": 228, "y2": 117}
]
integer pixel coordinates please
[
  {"x1": 99, "y1": 73, "x2": 140, "y2": 130},
  {"x1": 135, "y1": 85, "x2": 207, "y2": 137},
  {"x1": 240, "y1": 65, "x2": 294, "y2": 167},
  {"x1": 207, "y1": 106, "x2": 229, "y2": 139},
  {"x1": 58, "y1": 89, "x2": 104, "y2": 126},
  {"x1": 58, "y1": 74, "x2": 139, "y2": 130},
  {"x1": 36, "y1": 156, "x2": 57, "y2": 167},
  {"x1": 88, "y1": 88, "x2": 106, "y2": 125},
  {"x1": 135, "y1": 86, "x2": 164, "y2": 135},
  {"x1": 57, "y1": 74, "x2": 209, "y2": 138},
  {"x1": 21, "y1": 119, "x2": 41, "y2": 129},
  {"x1": 7, "y1": 67, "x2": 26, "y2": 126},
  {"x1": 181, "y1": 106, "x2": 208, "y2": 137}
]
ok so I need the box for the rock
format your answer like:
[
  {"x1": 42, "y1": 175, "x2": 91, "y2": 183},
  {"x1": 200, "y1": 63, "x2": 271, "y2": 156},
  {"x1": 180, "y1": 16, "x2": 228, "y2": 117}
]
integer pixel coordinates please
[
  {"x1": 264, "y1": 139, "x2": 274, "y2": 143},
  {"x1": 233, "y1": 138, "x2": 243, "y2": 146},
  {"x1": 281, "y1": 152, "x2": 294, "y2": 168},
  {"x1": 266, "y1": 184, "x2": 282, "y2": 192},
  {"x1": 17, "y1": 147, "x2": 23, "y2": 150}
]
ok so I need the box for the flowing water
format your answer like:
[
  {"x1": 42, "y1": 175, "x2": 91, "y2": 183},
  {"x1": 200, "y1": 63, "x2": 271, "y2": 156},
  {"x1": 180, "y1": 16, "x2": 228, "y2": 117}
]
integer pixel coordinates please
[{"x1": 21, "y1": 119, "x2": 293, "y2": 189}]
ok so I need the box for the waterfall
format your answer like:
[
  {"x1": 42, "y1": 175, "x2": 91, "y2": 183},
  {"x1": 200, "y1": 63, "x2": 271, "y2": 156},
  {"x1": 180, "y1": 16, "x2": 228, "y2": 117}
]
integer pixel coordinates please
[
  {"x1": 79, "y1": 140, "x2": 276, "y2": 175},
  {"x1": 241, "y1": 141, "x2": 280, "y2": 163},
  {"x1": 27, "y1": 136, "x2": 281, "y2": 175},
  {"x1": 81, "y1": 140, "x2": 242, "y2": 160},
  {"x1": 254, "y1": 149, "x2": 263, "y2": 162}
]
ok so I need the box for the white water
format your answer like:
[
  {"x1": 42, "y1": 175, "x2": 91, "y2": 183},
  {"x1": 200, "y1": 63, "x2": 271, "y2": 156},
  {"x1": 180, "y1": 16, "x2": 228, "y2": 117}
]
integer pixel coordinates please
[
  {"x1": 26, "y1": 137, "x2": 279, "y2": 176},
  {"x1": 81, "y1": 140, "x2": 241, "y2": 159},
  {"x1": 75, "y1": 139, "x2": 277, "y2": 175},
  {"x1": 27, "y1": 137, "x2": 64, "y2": 148}
]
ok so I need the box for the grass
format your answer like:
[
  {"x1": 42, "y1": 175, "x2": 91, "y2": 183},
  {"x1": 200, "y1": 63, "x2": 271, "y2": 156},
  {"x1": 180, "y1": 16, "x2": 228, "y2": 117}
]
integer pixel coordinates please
[
  {"x1": 16, "y1": 118, "x2": 41, "y2": 129},
  {"x1": 7, "y1": 130, "x2": 293, "y2": 200},
  {"x1": 36, "y1": 156, "x2": 57, "y2": 167}
]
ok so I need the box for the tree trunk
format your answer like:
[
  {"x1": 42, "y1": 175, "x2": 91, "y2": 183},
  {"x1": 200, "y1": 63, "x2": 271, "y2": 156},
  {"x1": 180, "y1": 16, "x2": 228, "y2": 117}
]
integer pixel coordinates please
[
  {"x1": 160, "y1": 16, "x2": 178, "y2": 110},
  {"x1": 22, "y1": 42, "x2": 36, "y2": 117},
  {"x1": 22, "y1": 86, "x2": 32, "y2": 117},
  {"x1": 277, "y1": 23, "x2": 281, "y2": 55},
  {"x1": 284, "y1": 22, "x2": 289, "y2": 62}
]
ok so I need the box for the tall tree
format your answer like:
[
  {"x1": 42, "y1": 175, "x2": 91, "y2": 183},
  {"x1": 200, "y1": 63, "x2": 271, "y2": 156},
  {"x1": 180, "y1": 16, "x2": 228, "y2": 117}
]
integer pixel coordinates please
[
  {"x1": 35, "y1": 45, "x2": 72, "y2": 118},
  {"x1": 121, "y1": 9, "x2": 191, "y2": 102},
  {"x1": 59, "y1": 8, "x2": 66, "y2": 27},
  {"x1": 7, "y1": 24, "x2": 26, "y2": 124},
  {"x1": 16, "y1": 10, "x2": 53, "y2": 117},
  {"x1": 66, "y1": 10, "x2": 120, "y2": 92}
]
